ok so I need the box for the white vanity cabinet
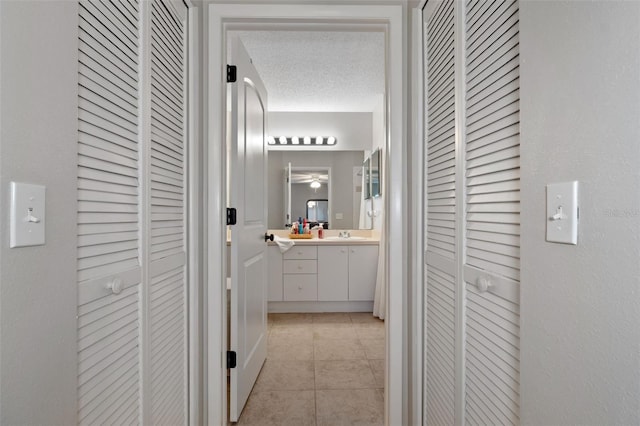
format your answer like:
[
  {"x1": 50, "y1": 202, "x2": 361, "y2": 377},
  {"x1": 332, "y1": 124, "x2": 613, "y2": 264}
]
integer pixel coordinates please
[
  {"x1": 317, "y1": 245, "x2": 379, "y2": 301},
  {"x1": 268, "y1": 241, "x2": 379, "y2": 312}
]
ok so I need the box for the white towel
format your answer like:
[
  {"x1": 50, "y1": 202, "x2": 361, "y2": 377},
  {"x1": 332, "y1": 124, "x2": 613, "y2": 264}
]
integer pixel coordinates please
[{"x1": 274, "y1": 235, "x2": 295, "y2": 253}]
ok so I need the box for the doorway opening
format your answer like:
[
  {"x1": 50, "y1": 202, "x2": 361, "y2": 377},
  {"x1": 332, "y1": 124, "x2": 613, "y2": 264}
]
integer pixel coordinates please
[{"x1": 207, "y1": 4, "x2": 406, "y2": 425}]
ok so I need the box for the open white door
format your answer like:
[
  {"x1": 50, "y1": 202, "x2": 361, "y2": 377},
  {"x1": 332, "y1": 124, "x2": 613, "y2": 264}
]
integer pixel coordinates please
[{"x1": 229, "y1": 37, "x2": 269, "y2": 422}]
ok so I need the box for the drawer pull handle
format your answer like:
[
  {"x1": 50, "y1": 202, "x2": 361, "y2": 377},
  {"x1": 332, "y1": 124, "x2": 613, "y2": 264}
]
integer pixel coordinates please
[{"x1": 298, "y1": 265, "x2": 303, "y2": 270}]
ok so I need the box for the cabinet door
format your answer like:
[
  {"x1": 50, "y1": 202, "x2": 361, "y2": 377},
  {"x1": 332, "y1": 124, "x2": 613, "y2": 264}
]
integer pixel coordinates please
[
  {"x1": 283, "y1": 274, "x2": 318, "y2": 301},
  {"x1": 317, "y1": 246, "x2": 348, "y2": 301},
  {"x1": 268, "y1": 246, "x2": 283, "y2": 301},
  {"x1": 348, "y1": 246, "x2": 379, "y2": 301}
]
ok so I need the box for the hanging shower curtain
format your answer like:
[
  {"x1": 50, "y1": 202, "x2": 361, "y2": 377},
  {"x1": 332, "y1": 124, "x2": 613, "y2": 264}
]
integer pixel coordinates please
[{"x1": 373, "y1": 220, "x2": 386, "y2": 319}]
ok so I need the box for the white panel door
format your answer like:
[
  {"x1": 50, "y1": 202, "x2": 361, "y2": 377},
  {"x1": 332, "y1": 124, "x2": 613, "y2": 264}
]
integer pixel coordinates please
[{"x1": 229, "y1": 37, "x2": 269, "y2": 422}]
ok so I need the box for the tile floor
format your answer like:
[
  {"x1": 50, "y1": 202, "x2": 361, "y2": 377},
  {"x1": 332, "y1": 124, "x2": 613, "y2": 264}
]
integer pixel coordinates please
[{"x1": 236, "y1": 312, "x2": 385, "y2": 426}]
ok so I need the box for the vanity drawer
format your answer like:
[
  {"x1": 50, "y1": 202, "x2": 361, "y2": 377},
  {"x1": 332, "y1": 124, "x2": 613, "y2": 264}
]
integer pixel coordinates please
[
  {"x1": 283, "y1": 274, "x2": 317, "y2": 301},
  {"x1": 283, "y1": 246, "x2": 317, "y2": 260},
  {"x1": 283, "y1": 259, "x2": 317, "y2": 274}
]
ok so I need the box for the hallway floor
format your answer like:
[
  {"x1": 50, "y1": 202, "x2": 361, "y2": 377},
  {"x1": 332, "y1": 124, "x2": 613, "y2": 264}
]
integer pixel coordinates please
[{"x1": 236, "y1": 312, "x2": 385, "y2": 426}]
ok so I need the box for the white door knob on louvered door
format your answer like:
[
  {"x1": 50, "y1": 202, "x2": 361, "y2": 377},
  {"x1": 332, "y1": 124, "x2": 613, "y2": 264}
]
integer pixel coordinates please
[
  {"x1": 107, "y1": 277, "x2": 123, "y2": 295},
  {"x1": 476, "y1": 276, "x2": 492, "y2": 293}
]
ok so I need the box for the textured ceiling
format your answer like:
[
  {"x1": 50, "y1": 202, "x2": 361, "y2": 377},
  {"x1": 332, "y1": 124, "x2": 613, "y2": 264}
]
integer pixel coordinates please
[{"x1": 233, "y1": 31, "x2": 385, "y2": 112}]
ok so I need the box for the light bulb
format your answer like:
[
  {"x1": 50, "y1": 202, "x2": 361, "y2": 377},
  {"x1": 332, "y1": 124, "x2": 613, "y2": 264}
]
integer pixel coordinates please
[
  {"x1": 315, "y1": 136, "x2": 323, "y2": 144},
  {"x1": 279, "y1": 136, "x2": 287, "y2": 144},
  {"x1": 327, "y1": 136, "x2": 336, "y2": 145},
  {"x1": 292, "y1": 136, "x2": 299, "y2": 144},
  {"x1": 303, "y1": 137, "x2": 311, "y2": 145}
]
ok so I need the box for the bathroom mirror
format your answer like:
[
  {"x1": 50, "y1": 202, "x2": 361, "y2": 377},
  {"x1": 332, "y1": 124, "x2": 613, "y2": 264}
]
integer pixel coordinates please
[
  {"x1": 371, "y1": 148, "x2": 381, "y2": 198},
  {"x1": 267, "y1": 150, "x2": 366, "y2": 229}
]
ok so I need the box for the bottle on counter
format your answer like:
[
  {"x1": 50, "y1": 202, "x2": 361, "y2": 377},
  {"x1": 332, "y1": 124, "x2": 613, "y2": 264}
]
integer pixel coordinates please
[{"x1": 318, "y1": 223, "x2": 324, "y2": 239}]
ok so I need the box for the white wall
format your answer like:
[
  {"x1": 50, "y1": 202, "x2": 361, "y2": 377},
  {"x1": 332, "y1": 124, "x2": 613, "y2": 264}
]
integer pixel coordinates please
[
  {"x1": 520, "y1": 2, "x2": 640, "y2": 424},
  {"x1": 269, "y1": 111, "x2": 372, "y2": 151},
  {"x1": 0, "y1": 1, "x2": 78, "y2": 423}
]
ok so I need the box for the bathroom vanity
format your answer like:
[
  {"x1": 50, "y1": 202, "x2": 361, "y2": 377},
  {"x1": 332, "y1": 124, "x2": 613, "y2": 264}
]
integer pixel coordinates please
[{"x1": 267, "y1": 236, "x2": 379, "y2": 313}]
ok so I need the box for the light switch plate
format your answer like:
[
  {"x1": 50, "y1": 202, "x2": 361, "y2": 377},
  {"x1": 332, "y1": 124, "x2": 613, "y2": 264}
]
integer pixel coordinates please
[
  {"x1": 10, "y1": 182, "x2": 46, "y2": 248},
  {"x1": 546, "y1": 181, "x2": 578, "y2": 245}
]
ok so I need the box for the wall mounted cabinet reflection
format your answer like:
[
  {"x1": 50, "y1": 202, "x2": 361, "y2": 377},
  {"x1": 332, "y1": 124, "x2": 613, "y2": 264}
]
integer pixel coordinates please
[
  {"x1": 371, "y1": 149, "x2": 381, "y2": 198},
  {"x1": 363, "y1": 149, "x2": 382, "y2": 200},
  {"x1": 363, "y1": 157, "x2": 371, "y2": 200}
]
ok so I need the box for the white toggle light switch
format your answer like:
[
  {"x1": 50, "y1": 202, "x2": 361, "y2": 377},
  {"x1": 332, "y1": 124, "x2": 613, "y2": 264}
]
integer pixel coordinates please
[
  {"x1": 546, "y1": 181, "x2": 578, "y2": 245},
  {"x1": 10, "y1": 182, "x2": 46, "y2": 248}
]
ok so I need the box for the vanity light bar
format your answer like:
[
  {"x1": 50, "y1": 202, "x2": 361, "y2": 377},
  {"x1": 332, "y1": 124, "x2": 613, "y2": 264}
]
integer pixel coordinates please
[{"x1": 267, "y1": 136, "x2": 337, "y2": 146}]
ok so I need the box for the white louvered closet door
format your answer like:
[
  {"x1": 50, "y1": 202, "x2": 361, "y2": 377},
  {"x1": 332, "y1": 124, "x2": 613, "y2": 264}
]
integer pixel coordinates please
[
  {"x1": 463, "y1": 1, "x2": 520, "y2": 424},
  {"x1": 77, "y1": 1, "x2": 142, "y2": 424},
  {"x1": 77, "y1": 1, "x2": 188, "y2": 424},
  {"x1": 147, "y1": 1, "x2": 188, "y2": 424},
  {"x1": 424, "y1": 1, "x2": 457, "y2": 425},
  {"x1": 423, "y1": 1, "x2": 520, "y2": 425}
]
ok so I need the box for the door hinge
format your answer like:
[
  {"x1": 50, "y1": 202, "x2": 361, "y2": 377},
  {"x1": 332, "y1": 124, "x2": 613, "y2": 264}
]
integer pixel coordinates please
[
  {"x1": 227, "y1": 65, "x2": 237, "y2": 83},
  {"x1": 227, "y1": 351, "x2": 237, "y2": 369},
  {"x1": 227, "y1": 207, "x2": 237, "y2": 225}
]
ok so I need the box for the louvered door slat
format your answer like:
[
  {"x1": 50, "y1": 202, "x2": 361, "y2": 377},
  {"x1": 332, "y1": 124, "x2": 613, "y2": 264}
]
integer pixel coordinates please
[
  {"x1": 79, "y1": 70, "x2": 138, "y2": 116},
  {"x1": 463, "y1": 1, "x2": 520, "y2": 424}
]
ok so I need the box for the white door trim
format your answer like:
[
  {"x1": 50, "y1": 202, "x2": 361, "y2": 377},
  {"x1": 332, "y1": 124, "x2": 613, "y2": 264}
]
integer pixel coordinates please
[
  {"x1": 185, "y1": 2, "x2": 202, "y2": 425},
  {"x1": 410, "y1": 6, "x2": 425, "y2": 426},
  {"x1": 206, "y1": 4, "x2": 406, "y2": 426}
]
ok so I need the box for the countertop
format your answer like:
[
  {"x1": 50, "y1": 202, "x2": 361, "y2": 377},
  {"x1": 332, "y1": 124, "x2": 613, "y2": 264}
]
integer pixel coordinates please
[
  {"x1": 268, "y1": 236, "x2": 379, "y2": 246},
  {"x1": 226, "y1": 229, "x2": 380, "y2": 246}
]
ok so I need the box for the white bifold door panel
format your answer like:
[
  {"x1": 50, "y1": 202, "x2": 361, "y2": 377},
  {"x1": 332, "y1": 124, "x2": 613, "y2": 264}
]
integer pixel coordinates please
[
  {"x1": 423, "y1": 1, "x2": 521, "y2": 425},
  {"x1": 229, "y1": 37, "x2": 270, "y2": 422},
  {"x1": 76, "y1": 0, "x2": 188, "y2": 424}
]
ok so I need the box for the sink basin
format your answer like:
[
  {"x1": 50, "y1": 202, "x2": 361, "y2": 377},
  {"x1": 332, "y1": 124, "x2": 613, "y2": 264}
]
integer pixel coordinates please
[{"x1": 323, "y1": 236, "x2": 368, "y2": 241}]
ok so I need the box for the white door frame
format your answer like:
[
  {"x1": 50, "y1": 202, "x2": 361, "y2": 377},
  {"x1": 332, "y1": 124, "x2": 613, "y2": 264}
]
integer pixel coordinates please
[{"x1": 206, "y1": 4, "x2": 406, "y2": 425}]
